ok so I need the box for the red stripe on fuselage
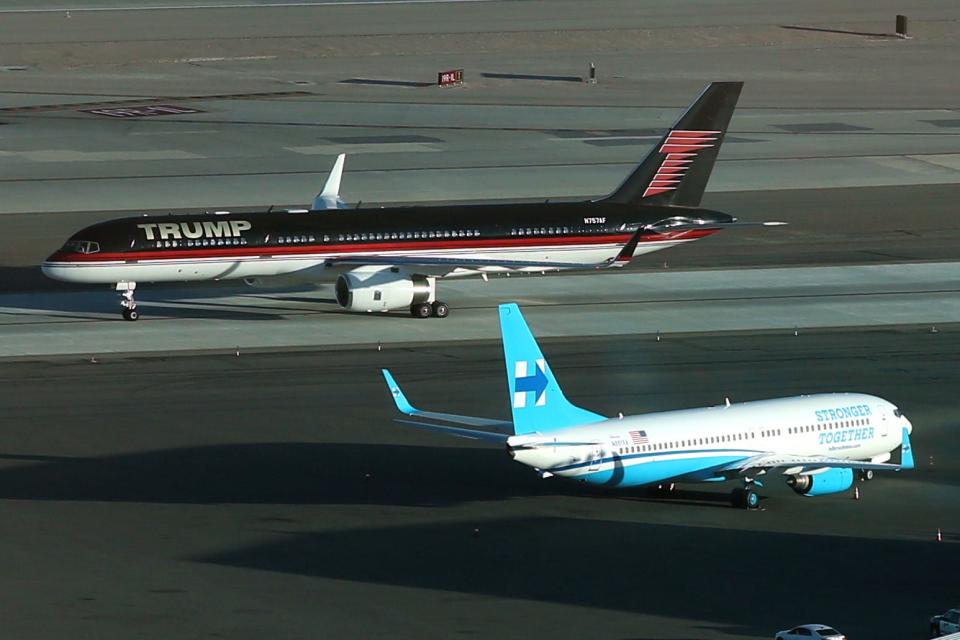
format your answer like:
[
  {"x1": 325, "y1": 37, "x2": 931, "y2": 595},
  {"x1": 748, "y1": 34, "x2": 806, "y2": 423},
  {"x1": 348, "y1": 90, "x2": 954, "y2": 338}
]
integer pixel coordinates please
[{"x1": 49, "y1": 229, "x2": 720, "y2": 263}]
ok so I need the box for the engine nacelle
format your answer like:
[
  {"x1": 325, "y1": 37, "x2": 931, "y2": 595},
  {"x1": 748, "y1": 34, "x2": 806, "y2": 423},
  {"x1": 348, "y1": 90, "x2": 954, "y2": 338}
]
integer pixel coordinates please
[
  {"x1": 335, "y1": 269, "x2": 433, "y2": 312},
  {"x1": 787, "y1": 468, "x2": 854, "y2": 496}
]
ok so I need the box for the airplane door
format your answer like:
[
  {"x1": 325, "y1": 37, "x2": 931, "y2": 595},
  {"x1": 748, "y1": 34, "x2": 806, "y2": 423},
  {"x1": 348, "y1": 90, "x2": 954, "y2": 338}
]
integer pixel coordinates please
[
  {"x1": 879, "y1": 409, "x2": 889, "y2": 437},
  {"x1": 588, "y1": 448, "x2": 603, "y2": 472}
]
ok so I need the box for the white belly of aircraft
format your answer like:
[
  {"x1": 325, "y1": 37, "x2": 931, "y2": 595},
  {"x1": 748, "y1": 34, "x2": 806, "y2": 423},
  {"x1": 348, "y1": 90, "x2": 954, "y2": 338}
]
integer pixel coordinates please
[{"x1": 43, "y1": 240, "x2": 684, "y2": 285}]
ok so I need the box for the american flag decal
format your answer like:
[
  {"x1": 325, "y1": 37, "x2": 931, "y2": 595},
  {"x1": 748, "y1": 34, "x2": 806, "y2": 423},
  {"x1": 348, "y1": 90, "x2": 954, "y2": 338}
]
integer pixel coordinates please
[
  {"x1": 642, "y1": 129, "x2": 721, "y2": 198},
  {"x1": 629, "y1": 430, "x2": 649, "y2": 445}
]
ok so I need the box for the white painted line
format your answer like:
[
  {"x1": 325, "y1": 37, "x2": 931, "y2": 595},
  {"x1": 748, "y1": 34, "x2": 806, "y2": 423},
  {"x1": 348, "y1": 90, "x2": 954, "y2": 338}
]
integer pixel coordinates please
[
  {"x1": 128, "y1": 129, "x2": 219, "y2": 136},
  {"x1": 287, "y1": 142, "x2": 442, "y2": 155},
  {"x1": 169, "y1": 55, "x2": 277, "y2": 63},
  {"x1": 0, "y1": 149, "x2": 203, "y2": 162},
  {"x1": 552, "y1": 136, "x2": 660, "y2": 142},
  {"x1": 0, "y1": 0, "x2": 498, "y2": 13}
]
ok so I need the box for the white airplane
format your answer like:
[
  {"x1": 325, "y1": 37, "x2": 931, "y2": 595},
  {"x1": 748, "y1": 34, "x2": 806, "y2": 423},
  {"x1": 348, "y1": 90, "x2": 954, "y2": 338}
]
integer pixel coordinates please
[{"x1": 383, "y1": 304, "x2": 915, "y2": 508}]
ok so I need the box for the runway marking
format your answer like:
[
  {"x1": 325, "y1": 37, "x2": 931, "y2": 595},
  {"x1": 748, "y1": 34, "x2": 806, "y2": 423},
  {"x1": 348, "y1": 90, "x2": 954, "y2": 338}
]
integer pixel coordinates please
[
  {"x1": 0, "y1": 149, "x2": 203, "y2": 162},
  {"x1": 286, "y1": 142, "x2": 442, "y2": 154},
  {"x1": 0, "y1": 0, "x2": 498, "y2": 13},
  {"x1": 129, "y1": 129, "x2": 219, "y2": 136},
  {"x1": 551, "y1": 135, "x2": 661, "y2": 142},
  {"x1": 170, "y1": 55, "x2": 277, "y2": 63}
]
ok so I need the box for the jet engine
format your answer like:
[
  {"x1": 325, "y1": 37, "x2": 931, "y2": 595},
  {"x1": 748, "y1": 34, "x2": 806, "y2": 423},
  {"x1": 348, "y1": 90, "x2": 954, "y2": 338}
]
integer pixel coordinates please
[
  {"x1": 786, "y1": 468, "x2": 854, "y2": 496},
  {"x1": 335, "y1": 269, "x2": 436, "y2": 315}
]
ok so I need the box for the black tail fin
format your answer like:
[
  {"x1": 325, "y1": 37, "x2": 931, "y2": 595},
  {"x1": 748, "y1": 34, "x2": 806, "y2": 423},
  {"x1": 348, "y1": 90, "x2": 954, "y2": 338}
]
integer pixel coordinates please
[{"x1": 602, "y1": 82, "x2": 743, "y2": 208}]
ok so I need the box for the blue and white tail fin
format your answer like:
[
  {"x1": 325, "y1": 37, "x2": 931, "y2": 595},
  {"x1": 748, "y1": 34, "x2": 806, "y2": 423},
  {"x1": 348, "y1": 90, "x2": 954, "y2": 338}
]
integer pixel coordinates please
[{"x1": 499, "y1": 304, "x2": 605, "y2": 435}]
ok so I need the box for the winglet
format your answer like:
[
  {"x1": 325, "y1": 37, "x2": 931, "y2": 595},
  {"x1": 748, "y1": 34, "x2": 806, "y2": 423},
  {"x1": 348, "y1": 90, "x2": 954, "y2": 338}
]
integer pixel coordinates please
[
  {"x1": 900, "y1": 427, "x2": 914, "y2": 470},
  {"x1": 312, "y1": 153, "x2": 347, "y2": 210},
  {"x1": 382, "y1": 369, "x2": 417, "y2": 415}
]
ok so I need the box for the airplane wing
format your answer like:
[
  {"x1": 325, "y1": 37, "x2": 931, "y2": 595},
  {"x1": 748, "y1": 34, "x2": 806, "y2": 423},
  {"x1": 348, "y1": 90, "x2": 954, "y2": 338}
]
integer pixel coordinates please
[
  {"x1": 329, "y1": 222, "x2": 651, "y2": 272},
  {"x1": 395, "y1": 418, "x2": 510, "y2": 442},
  {"x1": 726, "y1": 427, "x2": 914, "y2": 475},
  {"x1": 722, "y1": 453, "x2": 908, "y2": 476},
  {"x1": 328, "y1": 254, "x2": 615, "y2": 271},
  {"x1": 382, "y1": 369, "x2": 513, "y2": 442}
]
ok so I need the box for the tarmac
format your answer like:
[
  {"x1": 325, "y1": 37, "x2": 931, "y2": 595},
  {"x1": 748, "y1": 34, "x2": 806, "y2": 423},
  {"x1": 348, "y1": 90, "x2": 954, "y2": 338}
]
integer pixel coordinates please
[
  {"x1": 3, "y1": 261, "x2": 960, "y2": 357},
  {"x1": 0, "y1": 0, "x2": 958, "y2": 638},
  {"x1": 0, "y1": 331, "x2": 957, "y2": 639}
]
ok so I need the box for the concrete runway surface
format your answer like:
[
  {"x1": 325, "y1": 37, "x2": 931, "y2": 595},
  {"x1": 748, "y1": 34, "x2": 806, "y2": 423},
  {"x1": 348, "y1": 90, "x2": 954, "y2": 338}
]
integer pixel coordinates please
[
  {"x1": 0, "y1": 0, "x2": 958, "y2": 638},
  {"x1": 0, "y1": 330, "x2": 957, "y2": 639}
]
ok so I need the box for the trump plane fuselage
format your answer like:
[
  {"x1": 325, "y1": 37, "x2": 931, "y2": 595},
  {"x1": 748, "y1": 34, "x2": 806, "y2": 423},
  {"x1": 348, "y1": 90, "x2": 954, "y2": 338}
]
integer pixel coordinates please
[
  {"x1": 383, "y1": 304, "x2": 915, "y2": 509},
  {"x1": 42, "y1": 82, "x2": 778, "y2": 321}
]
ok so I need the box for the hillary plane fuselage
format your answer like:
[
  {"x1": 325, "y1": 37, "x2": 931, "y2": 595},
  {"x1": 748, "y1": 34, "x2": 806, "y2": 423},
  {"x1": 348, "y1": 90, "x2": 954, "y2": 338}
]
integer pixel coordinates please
[
  {"x1": 42, "y1": 82, "x2": 777, "y2": 321},
  {"x1": 383, "y1": 304, "x2": 916, "y2": 509}
]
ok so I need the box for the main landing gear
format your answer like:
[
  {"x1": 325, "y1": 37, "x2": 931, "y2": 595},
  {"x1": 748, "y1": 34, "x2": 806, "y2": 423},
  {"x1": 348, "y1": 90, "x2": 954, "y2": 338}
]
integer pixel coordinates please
[
  {"x1": 117, "y1": 282, "x2": 139, "y2": 321},
  {"x1": 410, "y1": 301, "x2": 450, "y2": 319},
  {"x1": 731, "y1": 481, "x2": 760, "y2": 510}
]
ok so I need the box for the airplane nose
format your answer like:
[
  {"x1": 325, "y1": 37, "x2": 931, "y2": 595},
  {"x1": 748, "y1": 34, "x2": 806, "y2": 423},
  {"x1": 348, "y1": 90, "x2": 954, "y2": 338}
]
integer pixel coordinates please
[
  {"x1": 41, "y1": 260, "x2": 69, "y2": 282},
  {"x1": 905, "y1": 417, "x2": 913, "y2": 435}
]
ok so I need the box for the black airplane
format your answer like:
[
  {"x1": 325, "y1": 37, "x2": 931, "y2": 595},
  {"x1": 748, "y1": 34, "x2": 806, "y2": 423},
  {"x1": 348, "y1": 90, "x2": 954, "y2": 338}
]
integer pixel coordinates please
[{"x1": 44, "y1": 81, "x2": 774, "y2": 320}]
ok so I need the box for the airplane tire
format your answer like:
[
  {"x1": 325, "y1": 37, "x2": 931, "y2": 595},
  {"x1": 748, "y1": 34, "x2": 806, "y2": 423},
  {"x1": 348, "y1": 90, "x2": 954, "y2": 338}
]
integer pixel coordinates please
[
  {"x1": 744, "y1": 488, "x2": 759, "y2": 509},
  {"x1": 432, "y1": 301, "x2": 450, "y2": 318},
  {"x1": 122, "y1": 308, "x2": 139, "y2": 321},
  {"x1": 860, "y1": 469, "x2": 874, "y2": 482},
  {"x1": 410, "y1": 303, "x2": 432, "y2": 319}
]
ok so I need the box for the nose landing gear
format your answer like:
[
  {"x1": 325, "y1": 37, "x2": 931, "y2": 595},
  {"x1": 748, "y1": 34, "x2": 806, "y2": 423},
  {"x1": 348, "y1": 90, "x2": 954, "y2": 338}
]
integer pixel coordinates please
[{"x1": 117, "y1": 282, "x2": 139, "y2": 321}]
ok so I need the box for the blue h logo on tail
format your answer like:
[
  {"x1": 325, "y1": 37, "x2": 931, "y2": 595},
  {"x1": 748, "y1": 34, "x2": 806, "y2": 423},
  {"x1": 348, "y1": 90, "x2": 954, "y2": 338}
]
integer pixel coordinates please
[
  {"x1": 513, "y1": 359, "x2": 547, "y2": 408},
  {"x1": 499, "y1": 303, "x2": 605, "y2": 434}
]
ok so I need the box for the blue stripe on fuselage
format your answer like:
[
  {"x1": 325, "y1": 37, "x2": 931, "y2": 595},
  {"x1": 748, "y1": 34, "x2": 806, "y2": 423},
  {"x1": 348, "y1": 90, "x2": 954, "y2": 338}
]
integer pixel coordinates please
[{"x1": 550, "y1": 448, "x2": 759, "y2": 488}]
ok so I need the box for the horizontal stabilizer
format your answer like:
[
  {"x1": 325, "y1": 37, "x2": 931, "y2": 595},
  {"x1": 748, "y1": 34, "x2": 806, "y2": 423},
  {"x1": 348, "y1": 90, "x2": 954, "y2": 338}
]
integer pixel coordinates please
[{"x1": 396, "y1": 419, "x2": 510, "y2": 443}]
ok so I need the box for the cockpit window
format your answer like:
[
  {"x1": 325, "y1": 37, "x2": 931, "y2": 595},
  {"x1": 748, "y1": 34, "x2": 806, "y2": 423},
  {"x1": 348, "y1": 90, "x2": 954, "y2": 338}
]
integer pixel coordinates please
[
  {"x1": 62, "y1": 240, "x2": 100, "y2": 254},
  {"x1": 893, "y1": 408, "x2": 902, "y2": 417}
]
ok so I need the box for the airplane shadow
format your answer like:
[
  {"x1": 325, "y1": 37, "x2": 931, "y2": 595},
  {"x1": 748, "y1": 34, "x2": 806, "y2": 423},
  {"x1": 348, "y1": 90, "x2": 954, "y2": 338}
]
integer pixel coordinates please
[
  {"x1": 0, "y1": 440, "x2": 746, "y2": 508},
  {"x1": 0, "y1": 442, "x2": 566, "y2": 505},
  {"x1": 0, "y1": 267, "x2": 344, "y2": 322},
  {"x1": 781, "y1": 24, "x2": 901, "y2": 38},
  {"x1": 194, "y1": 513, "x2": 958, "y2": 639}
]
